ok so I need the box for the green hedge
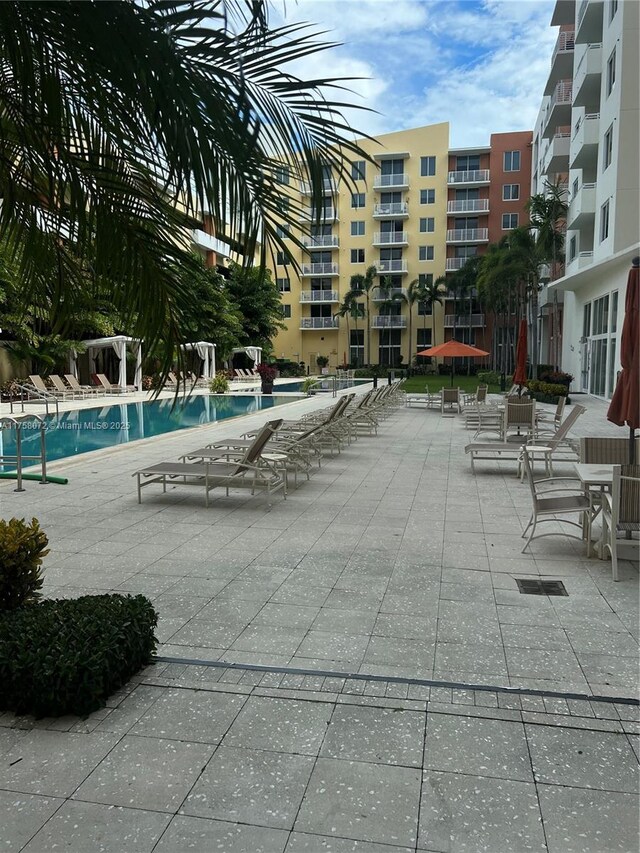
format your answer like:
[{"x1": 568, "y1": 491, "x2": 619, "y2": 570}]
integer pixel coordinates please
[
  {"x1": 526, "y1": 380, "x2": 569, "y2": 399},
  {"x1": 0, "y1": 594, "x2": 158, "y2": 717}
]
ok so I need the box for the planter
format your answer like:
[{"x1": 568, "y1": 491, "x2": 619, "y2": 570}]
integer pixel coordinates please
[{"x1": 261, "y1": 383, "x2": 274, "y2": 395}]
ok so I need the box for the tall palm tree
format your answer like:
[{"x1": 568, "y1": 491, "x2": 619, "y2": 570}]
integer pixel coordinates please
[
  {"x1": 334, "y1": 291, "x2": 364, "y2": 366},
  {"x1": 396, "y1": 278, "x2": 424, "y2": 372},
  {"x1": 0, "y1": 1, "x2": 370, "y2": 374},
  {"x1": 527, "y1": 180, "x2": 568, "y2": 279},
  {"x1": 349, "y1": 265, "x2": 378, "y2": 366},
  {"x1": 417, "y1": 276, "x2": 444, "y2": 371}
]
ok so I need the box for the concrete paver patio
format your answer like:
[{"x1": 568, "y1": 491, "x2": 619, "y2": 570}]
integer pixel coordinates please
[{"x1": 1, "y1": 388, "x2": 638, "y2": 851}]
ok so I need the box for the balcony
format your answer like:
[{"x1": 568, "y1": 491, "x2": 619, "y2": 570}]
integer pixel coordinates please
[
  {"x1": 443, "y1": 314, "x2": 486, "y2": 328},
  {"x1": 567, "y1": 250, "x2": 594, "y2": 272},
  {"x1": 299, "y1": 178, "x2": 336, "y2": 195},
  {"x1": 302, "y1": 235, "x2": 339, "y2": 249},
  {"x1": 445, "y1": 258, "x2": 477, "y2": 272},
  {"x1": 372, "y1": 286, "x2": 407, "y2": 301},
  {"x1": 573, "y1": 43, "x2": 602, "y2": 107},
  {"x1": 447, "y1": 169, "x2": 490, "y2": 186},
  {"x1": 447, "y1": 199, "x2": 490, "y2": 214},
  {"x1": 543, "y1": 80, "x2": 573, "y2": 138},
  {"x1": 374, "y1": 173, "x2": 409, "y2": 190},
  {"x1": 299, "y1": 290, "x2": 339, "y2": 303},
  {"x1": 570, "y1": 113, "x2": 600, "y2": 169},
  {"x1": 373, "y1": 202, "x2": 409, "y2": 219},
  {"x1": 544, "y1": 31, "x2": 575, "y2": 94},
  {"x1": 576, "y1": 0, "x2": 603, "y2": 44},
  {"x1": 373, "y1": 231, "x2": 408, "y2": 247},
  {"x1": 371, "y1": 316, "x2": 407, "y2": 329},
  {"x1": 300, "y1": 317, "x2": 339, "y2": 330},
  {"x1": 299, "y1": 206, "x2": 338, "y2": 222},
  {"x1": 191, "y1": 229, "x2": 231, "y2": 259},
  {"x1": 542, "y1": 131, "x2": 571, "y2": 175},
  {"x1": 446, "y1": 228, "x2": 489, "y2": 243},
  {"x1": 551, "y1": 0, "x2": 576, "y2": 26},
  {"x1": 444, "y1": 287, "x2": 478, "y2": 299},
  {"x1": 377, "y1": 259, "x2": 408, "y2": 275},
  {"x1": 567, "y1": 182, "x2": 596, "y2": 229},
  {"x1": 301, "y1": 263, "x2": 339, "y2": 277}
]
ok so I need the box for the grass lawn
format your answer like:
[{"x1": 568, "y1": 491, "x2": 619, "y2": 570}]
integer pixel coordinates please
[{"x1": 401, "y1": 374, "x2": 503, "y2": 394}]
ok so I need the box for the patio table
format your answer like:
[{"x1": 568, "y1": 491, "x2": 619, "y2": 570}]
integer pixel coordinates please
[{"x1": 574, "y1": 463, "x2": 615, "y2": 557}]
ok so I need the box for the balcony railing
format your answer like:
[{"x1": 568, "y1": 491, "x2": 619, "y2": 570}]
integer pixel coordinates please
[
  {"x1": 445, "y1": 258, "x2": 476, "y2": 271},
  {"x1": 553, "y1": 29, "x2": 575, "y2": 58},
  {"x1": 302, "y1": 235, "x2": 339, "y2": 248},
  {"x1": 446, "y1": 228, "x2": 489, "y2": 243},
  {"x1": 299, "y1": 206, "x2": 338, "y2": 221},
  {"x1": 573, "y1": 43, "x2": 602, "y2": 106},
  {"x1": 543, "y1": 80, "x2": 573, "y2": 135},
  {"x1": 373, "y1": 202, "x2": 409, "y2": 218},
  {"x1": 374, "y1": 174, "x2": 409, "y2": 189},
  {"x1": 299, "y1": 290, "x2": 339, "y2": 303},
  {"x1": 299, "y1": 178, "x2": 336, "y2": 195},
  {"x1": 447, "y1": 170, "x2": 490, "y2": 185},
  {"x1": 446, "y1": 199, "x2": 489, "y2": 214},
  {"x1": 301, "y1": 263, "x2": 339, "y2": 276},
  {"x1": 377, "y1": 259, "x2": 408, "y2": 274},
  {"x1": 372, "y1": 286, "x2": 407, "y2": 301},
  {"x1": 300, "y1": 317, "x2": 339, "y2": 329},
  {"x1": 371, "y1": 316, "x2": 407, "y2": 328},
  {"x1": 373, "y1": 231, "x2": 408, "y2": 246},
  {"x1": 443, "y1": 314, "x2": 486, "y2": 328}
]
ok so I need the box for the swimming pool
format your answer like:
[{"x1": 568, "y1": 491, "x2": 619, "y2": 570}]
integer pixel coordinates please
[
  {"x1": 1, "y1": 394, "x2": 300, "y2": 470},
  {"x1": 275, "y1": 378, "x2": 371, "y2": 393}
]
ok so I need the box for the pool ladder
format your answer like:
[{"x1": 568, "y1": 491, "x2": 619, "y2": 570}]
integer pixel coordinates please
[
  {"x1": 0, "y1": 414, "x2": 48, "y2": 491},
  {"x1": 10, "y1": 383, "x2": 60, "y2": 417}
]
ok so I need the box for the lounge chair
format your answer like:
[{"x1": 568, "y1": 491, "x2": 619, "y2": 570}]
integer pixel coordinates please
[
  {"x1": 48, "y1": 374, "x2": 84, "y2": 399},
  {"x1": 465, "y1": 404, "x2": 585, "y2": 476},
  {"x1": 601, "y1": 464, "x2": 640, "y2": 581},
  {"x1": 28, "y1": 374, "x2": 66, "y2": 399},
  {"x1": 94, "y1": 373, "x2": 136, "y2": 394},
  {"x1": 65, "y1": 374, "x2": 102, "y2": 396},
  {"x1": 133, "y1": 419, "x2": 285, "y2": 507},
  {"x1": 520, "y1": 448, "x2": 593, "y2": 553}
]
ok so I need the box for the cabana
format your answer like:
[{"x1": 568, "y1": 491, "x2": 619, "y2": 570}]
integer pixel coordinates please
[
  {"x1": 69, "y1": 335, "x2": 142, "y2": 390},
  {"x1": 181, "y1": 341, "x2": 216, "y2": 380},
  {"x1": 231, "y1": 346, "x2": 262, "y2": 368}
]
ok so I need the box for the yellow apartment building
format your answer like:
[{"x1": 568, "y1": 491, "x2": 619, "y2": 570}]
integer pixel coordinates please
[{"x1": 270, "y1": 122, "x2": 450, "y2": 370}]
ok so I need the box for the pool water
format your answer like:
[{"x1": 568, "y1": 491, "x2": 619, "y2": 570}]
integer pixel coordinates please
[
  {"x1": 276, "y1": 378, "x2": 370, "y2": 393},
  {"x1": 1, "y1": 395, "x2": 299, "y2": 470}
]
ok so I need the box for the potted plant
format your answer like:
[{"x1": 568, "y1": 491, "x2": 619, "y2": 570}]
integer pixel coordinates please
[
  {"x1": 256, "y1": 363, "x2": 277, "y2": 394},
  {"x1": 316, "y1": 355, "x2": 329, "y2": 375},
  {"x1": 208, "y1": 371, "x2": 230, "y2": 394}
]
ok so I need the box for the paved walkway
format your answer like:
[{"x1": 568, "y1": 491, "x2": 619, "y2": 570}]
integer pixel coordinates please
[{"x1": 1, "y1": 389, "x2": 638, "y2": 851}]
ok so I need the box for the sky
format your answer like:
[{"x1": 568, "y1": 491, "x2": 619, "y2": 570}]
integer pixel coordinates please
[{"x1": 271, "y1": 0, "x2": 558, "y2": 147}]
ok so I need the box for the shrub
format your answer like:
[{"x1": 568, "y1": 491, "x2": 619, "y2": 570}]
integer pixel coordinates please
[
  {"x1": 0, "y1": 517, "x2": 49, "y2": 611},
  {"x1": 538, "y1": 369, "x2": 573, "y2": 387},
  {"x1": 526, "y1": 380, "x2": 569, "y2": 399},
  {"x1": 209, "y1": 371, "x2": 230, "y2": 393},
  {"x1": 477, "y1": 370, "x2": 500, "y2": 386},
  {"x1": 256, "y1": 363, "x2": 277, "y2": 382},
  {"x1": 0, "y1": 594, "x2": 158, "y2": 717}
]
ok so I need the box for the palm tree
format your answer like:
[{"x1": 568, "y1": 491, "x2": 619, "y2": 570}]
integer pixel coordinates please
[
  {"x1": 334, "y1": 291, "x2": 365, "y2": 366},
  {"x1": 349, "y1": 265, "x2": 378, "y2": 366},
  {"x1": 417, "y1": 276, "x2": 444, "y2": 372},
  {"x1": 396, "y1": 278, "x2": 424, "y2": 372},
  {"x1": 0, "y1": 1, "x2": 370, "y2": 375},
  {"x1": 527, "y1": 180, "x2": 568, "y2": 280}
]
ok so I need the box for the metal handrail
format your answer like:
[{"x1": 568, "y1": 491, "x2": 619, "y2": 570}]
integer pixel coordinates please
[
  {"x1": 306, "y1": 376, "x2": 337, "y2": 397},
  {"x1": 11, "y1": 383, "x2": 60, "y2": 417},
  {"x1": 0, "y1": 414, "x2": 48, "y2": 491}
]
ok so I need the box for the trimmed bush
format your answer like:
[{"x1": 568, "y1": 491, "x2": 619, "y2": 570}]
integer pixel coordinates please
[
  {"x1": 0, "y1": 594, "x2": 158, "y2": 717},
  {"x1": 0, "y1": 517, "x2": 49, "y2": 611},
  {"x1": 526, "y1": 379, "x2": 569, "y2": 400}
]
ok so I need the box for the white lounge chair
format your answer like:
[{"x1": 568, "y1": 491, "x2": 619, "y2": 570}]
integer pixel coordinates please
[
  {"x1": 95, "y1": 373, "x2": 136, "y2": 394},
  {"x1": 65, "y1": 374, "x2": 102, "y2": 396}
]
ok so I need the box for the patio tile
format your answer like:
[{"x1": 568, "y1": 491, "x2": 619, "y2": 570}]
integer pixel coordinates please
[
  {"x1": 251, "y1": 603, "x2": 320, "y2": 629},
  {"x1": 294, "y1": 757, "x2": 421, "y2": 847},
  {"x1": 363, "y1": 636, "x2": 435, "y2": 669},
  {"x1": 73, "y1": 735, "x2": 214, "y2": 811},
  {"x1": 285, "y1": 832, "x2": 413, "y2": 852},
  {"x1": 182, "y1": 745, "x2": 314, "y2": 829},
  {"x1": 434, "y1": 642, "x2": 507, "y2": 677},
  {"x1": 320, "y1": 704, "x2": 425, "y2": 767},
  {"x1": 130, "y1": 687, "x2": 246, "y2": 743},
  {"x1": 155, "y1": 816, "x2": 288, "y2": 853},
  {"x1": 21, "y1": 800, "x2": 171, "y2": 853},
  {"x1": 230, "y1": 624, "x2": 306, "y2": 656},
  {"x1": 501, "y1": 624, "x2": 572, "y2": 651},
  {"x1": 223, "y1": 695, "x2": 332, "y2": 755},
  {"x1": 0, "y1": 730, "x2": 118, "y2": 797},
  {"x1": 505, "y1": 647, "x2": 585, "y2": 682},
  {"x1": 527, "y1": 725, "x2": 639, "y2": 792},
  {"x1": 167, "y1": 618, "x2": 246, "y2": 649},
  {"x1": 538, "y1": 785, "x2": 640, "y2": 853},
  {"x1": 0, "y1": 791, "x2": 63, "y2": 851},
  {"x1": 373, "y1": 613, "x2": 437, "y2": 641},
  {"x1": 311, "y1": 608, "x2": 378, "y2": 635},
  {"x1": 296, "y1": 631, "x2": 370, "y2": 662},
  {"x1": 425, "y1": 714, "x2": 532, "y2": 782},
  {"x1": 574, "y1": 652, "x2": 639, "y2": 692},
  {"x1": 418, "y1": 771, "x2": 545, "y2": 852}
]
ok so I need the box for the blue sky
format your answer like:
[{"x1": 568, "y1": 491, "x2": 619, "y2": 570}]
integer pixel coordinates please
[{"x1": 272, "y1": 0, "x2": 557, "y2": 146}]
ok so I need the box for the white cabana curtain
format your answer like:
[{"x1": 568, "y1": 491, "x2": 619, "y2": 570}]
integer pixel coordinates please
[
  {"x1": 182, "y1": 342, "x2": 216, "y2": 379},
  {"x1": 112, "y1": 339, "x2": 127, "y2": 389},
  {"x1": 245, "y1": 346, "x2": 261, "y2": 365}
]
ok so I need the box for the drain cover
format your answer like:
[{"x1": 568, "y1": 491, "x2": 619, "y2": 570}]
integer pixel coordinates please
[{"x1": 516, "y1": 579, "x2": 568, "y2": 596}]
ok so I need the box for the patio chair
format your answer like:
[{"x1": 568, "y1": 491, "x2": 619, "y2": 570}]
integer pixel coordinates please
[
  {"x1": 462, "y1": 383, "x2": 488, "y2": 408},
  {"x1": 65, "y1": 374, "x2": 102, "y2": 396},
  {"x1": 535, "y1": 395, "x2": 566, "y2": 432},
  {"x1": 601, "y1": 464, "x2": 640, "y2": 581},
  {"x1": 503, "y1": 397, "x2": 536, "y2": 442},
  {"x1": 441, "y1": 387, "x2": 460, "y2": 414},
  {"x1": 94, "y1": 373, "x2": 135, "y2": 394},
  {"x1": 579, "y1": 436, "x2": 640, "y2": 465},
  {"x1": 48, "y1": 374, "x2": 81, "y2": 400},
  {"x1": 133, "y1": 419, "x2": 285, "y2": 508},
  {"x1": 520, "y1": 448, "x2": 592, "y2": 553},
  {"x1": 27, "y1": 374, "x2": 67, "y2": 399}
]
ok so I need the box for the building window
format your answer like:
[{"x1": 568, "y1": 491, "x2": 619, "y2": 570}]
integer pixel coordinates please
[
  {"x1": 420, "y1": 156, "x2": 436, "y2": 177},
  {"x1": 418, "y1": 273, "x2": 433, "y2": 287},
  {"x1": 276, "y1": 224, "x2": 289, "y2": 238},
  {"x1": 502, "y1": 184, "x2": 520, "y2": 200},
  {"x1": 351, "y1": 192, "x2": 366, "y2": 209},
  {"x1": 275, "y1": 165, "x2": 289, "y2": 185},
  {"x1": 351, "y1": 248, "x2": 365, "y2": 263},
  {"x1": 420, "y1": 189, "x2": 435, "y2": 204},
  {"x1": 351, "y1": 160, "x2": 366, "y2": 180},
  {"x1": 569, "y1": 235, "x2": 577, "y2": 262},
  {"x1": 606, "y1": 48, "x2": 616, "y2": 96},
  {"x1": 419, "y1": 217, "x2": 435, "y2": 233},
  {"x1": 417, "y1": 329, "x2": 432, "y2": 347},
  {"x1": 419, "y1": 246, "x2": 434, "y2": 261},
  {"x1": 281, "y1": 304, "x2": 291, "y2": 318},
  {"x1": 276, "y1": 250, "x2": 290, "y2": 265},
  {"x1": 600, "y1": 200, "x2": 610, "y2": 242},
  {"x1": 610, "y1": 0, "x2": 618, "y2": 20},
  {"x1": 502, "y1": 213, "x2": 518, "y2": 230},
  {"x1": 276, "y1": 195, "x2": 289, "y2": 214},
  {"x1": 503, "y1": 150, "x2": 521, "y2": 172},
  {"x1": 277, "y1": 278, "x2": 290, "y2": 292},
  {"x1": 351, "y1": 221, "x2": 365, "y2": 236},
  {"x1": 603, "y1": 124, "x2": 613, "y2": 171},
  {"x1": 350, "y1": 330, "x2": 364, "y2": 366}
]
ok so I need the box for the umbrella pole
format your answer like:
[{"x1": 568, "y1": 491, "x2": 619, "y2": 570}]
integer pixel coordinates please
[{"x1": 630, "y1": 427, "x2": 636, "y2": 465}]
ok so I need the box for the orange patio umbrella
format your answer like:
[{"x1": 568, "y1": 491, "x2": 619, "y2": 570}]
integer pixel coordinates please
[
  {"x1": 607, "y1": 257, "x2": 640, "y2": 463},
  {"x1": 416, "y1": 340, "x2": 490, "y2": 386},
  {"x1": 513, "y1": 318, "x2": 528, "y2": 393}
]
